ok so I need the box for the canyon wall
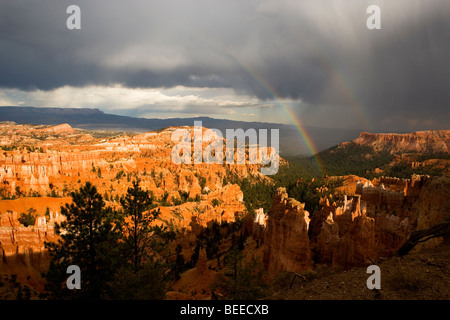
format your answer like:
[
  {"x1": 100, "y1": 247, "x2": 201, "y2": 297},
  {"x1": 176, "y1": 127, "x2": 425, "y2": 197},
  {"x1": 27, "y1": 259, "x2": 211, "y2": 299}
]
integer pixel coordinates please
[{"x1": 353, "y1": 130, "x2": 450, "y2": 154}]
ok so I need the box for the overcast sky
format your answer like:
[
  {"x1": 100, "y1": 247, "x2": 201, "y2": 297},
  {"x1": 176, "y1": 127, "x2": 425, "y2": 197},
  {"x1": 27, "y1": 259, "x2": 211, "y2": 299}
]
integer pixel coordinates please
[{"x1": 0, "y1": 0, "x2": 448, "y2": 132}]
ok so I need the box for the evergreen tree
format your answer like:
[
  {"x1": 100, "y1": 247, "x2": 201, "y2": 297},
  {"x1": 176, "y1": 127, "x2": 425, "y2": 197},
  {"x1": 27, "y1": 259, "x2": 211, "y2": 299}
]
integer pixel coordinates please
[
  {"x1": 44, "y1": 182, "x2": 122, "y2": 299},
  {"x1": 120, "y1": 179, "x2": 160, "y2": 273},
  {"x1": 106, "y1": 179, "x2": 174, "y2": 299},
  {"x1": 173, "y1": 244, "x2": 185, "y2": 280},
  {"x1": 211, "y1": 245, "x2": 267, "y2": 300},
  {"x1": 108, "y1": 257, "x2": 168, "y2": 300},
  {"x1": 18, "y1": 208, "x2": 37, "y2": 227}
]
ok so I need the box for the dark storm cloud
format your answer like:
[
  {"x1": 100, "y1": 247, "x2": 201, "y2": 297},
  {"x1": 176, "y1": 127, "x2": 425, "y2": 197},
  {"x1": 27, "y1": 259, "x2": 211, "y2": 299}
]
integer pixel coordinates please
[
  {"x1": 235, "y1": 1, "x2": 450, "y2": 125},
  {"x1": 0, "y1": 0, "x2": 449, "y2": 129},
  {"x1": 0, "y1": 0, "x2": 253, "y2": 89}
]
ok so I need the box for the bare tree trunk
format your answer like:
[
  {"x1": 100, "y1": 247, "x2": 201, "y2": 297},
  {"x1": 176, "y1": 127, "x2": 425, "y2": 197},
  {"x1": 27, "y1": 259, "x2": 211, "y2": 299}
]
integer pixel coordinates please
[{"x1": 394, "y1": 222, "x2": 450, "y2": 257}]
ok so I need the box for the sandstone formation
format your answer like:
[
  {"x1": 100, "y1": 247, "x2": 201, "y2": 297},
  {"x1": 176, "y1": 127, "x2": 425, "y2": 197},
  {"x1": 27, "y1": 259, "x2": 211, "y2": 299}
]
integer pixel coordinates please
[
  {"x1": 252, "y1": 208, "x2": 267, "y2": 242},
  {"x1": 155, "y1": 183, "x2": 245, "y2": 229},
  {"x1": 312, "y1": 175, "x2": 439, "y2": 268},
  {"x1": 262, "y1": 174, "x2": 450, "y2": 278},
  {"x1": 263, "y1": 188, "x2": 311, "y2": 279},
  {"x1": 0, "y1": 208, "x2": 63, "y2": 263}
]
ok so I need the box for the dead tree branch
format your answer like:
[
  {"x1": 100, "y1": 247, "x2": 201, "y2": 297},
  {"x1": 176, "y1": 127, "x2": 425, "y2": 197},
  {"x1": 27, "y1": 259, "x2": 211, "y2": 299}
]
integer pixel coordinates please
[
  {"x1": 289, "y1": 273, "x2": 308, "y2": 289},
  {"x1": 394, "y1": 221, "x2": 450, "y2": 257}
]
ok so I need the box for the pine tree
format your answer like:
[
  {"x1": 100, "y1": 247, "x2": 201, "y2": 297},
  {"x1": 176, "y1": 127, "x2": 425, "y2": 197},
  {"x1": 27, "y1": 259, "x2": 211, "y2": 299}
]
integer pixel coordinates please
[
  {"x1": 44, "y1": 182, "x2": 122, "y2": 299},
  {"x1": 120, "y1": 179, "x2": 160, "y2": 273},
  {"x1": 173, "y1": 244, "x2": 185, "y2": 280},
  {"x1": 211, "y1": 245, "x2": 267, "y2": 300},
  {"x1": 105, "y1": 180, "x2": 171, "y2": 299}
]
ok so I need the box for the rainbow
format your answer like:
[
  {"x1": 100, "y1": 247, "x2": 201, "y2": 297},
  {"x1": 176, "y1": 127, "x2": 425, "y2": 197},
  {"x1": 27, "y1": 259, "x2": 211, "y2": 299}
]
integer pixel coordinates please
[
  {"x1": 190, "y1": 26, "x2": 371, "y2": 175},
  {"x1": 229, "y1": 54, "x2": 325, "y2": 173},
  {"x1": 224, "y1": 35, "x2": 371, "y2": 174}
]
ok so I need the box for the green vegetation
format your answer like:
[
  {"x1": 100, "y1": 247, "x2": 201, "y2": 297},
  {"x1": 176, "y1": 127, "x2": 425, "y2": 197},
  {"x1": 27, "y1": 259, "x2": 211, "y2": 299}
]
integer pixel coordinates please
[
  {"x1": 107, "y1": 260, "x2": 168, "y2": 299},
  {"x1": 195, "y1": 173, "x2": 207, "y2": 190},
  {"x1": 414, "y1": 152, "x2": 450, "y2": 161},
  {"x1": 24, "y1": 145, "x2": 41, "y2": 152},
  {"x1": 43, "y1": 181, "x2": 175, "y2": 300},
  {"x1": 120, "y1": 180, "x2": 161, "y2": 273},
  {"x1": 172, "y1": 244, "x2": 185, "y2": 280},
  {"x1": 106, "y1": 180, "x2": 171, "y2": 299},
  {"x1": 159, "y1": 191, "x2": 171, "y2": 206},
  {"x1": 222, "y1": 157, "x2": 343, "y2": 216},
  {"x1": 44, "y1": 182, "x2": 123, "y2": 299},
  {"x1": 48, "y1": 189, "x2": 59, "y2": 198},
  {"x1": 223, "y1": 171, "x2": 275, "y2": 214},
  {"x1": 115, "y1": 170, "x2": 125, "y2": 180},
  {"x1": 18, "y1": 208, "x2": 37, "y2": 227},
  {"x1": 284, "y1": 177, "x2": 343, "y2": 214},
  {"x1": 274, "y1": 156, "x2": 321, "y2": 182},
  {"x1": 211, "y1": 244, "x2": 267, "y2": 299},
  {"x1": 386, "y1": 162, "x2": 446, "y2": 179},
  {"x1": 188, "y1": 217, "x2": 244, "y2": 266},
  {"x1": 163, "y1": 190, "x2": 203, "y2": 206},
  {"x1": 316, "y1": 143, "x2": 392, "y2": 177},
  {"x1": 0, "y1": 145, "x2": 19, "y2": 151},
  {"x1": 82, "y1": 130, "x2": 135, "y2": 140},
  {"x1": 0, "y1": 185, "x2": 14, "y2": 200},
  {"x1": 211, "y1": 198, "x2": 221, "y2": 207},
  {"x1": 312, "y1": 144, "x2": 448, "y2": 179},
  {"x1": 0, "y1": 274, "x2": 40, "y2": 300},
  {"x1": 178, "y1": 190, "x2": 190, "y2": 203}
]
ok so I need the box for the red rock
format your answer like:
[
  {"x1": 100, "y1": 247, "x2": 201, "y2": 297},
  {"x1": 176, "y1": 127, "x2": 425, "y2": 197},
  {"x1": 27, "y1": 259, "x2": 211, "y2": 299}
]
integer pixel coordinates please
[
  {"x1": 353, "y1": 130, "x2": 450, "y2": 154},
  {"x1": 263, "y1": 188, "x2": 312, "y2": 279}
]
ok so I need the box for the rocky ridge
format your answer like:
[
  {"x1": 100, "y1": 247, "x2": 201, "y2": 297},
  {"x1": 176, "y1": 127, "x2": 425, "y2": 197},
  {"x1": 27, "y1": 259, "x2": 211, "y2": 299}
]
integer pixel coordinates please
[{"x1": 353, "y1": 130, "x2": 450, "y2": 154}]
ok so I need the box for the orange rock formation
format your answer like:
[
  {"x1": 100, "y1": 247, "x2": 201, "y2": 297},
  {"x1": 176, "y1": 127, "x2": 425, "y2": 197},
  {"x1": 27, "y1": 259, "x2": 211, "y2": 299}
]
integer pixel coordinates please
[
  {"x1": 263, "y1": 188, "x2": 312, "y2": 279},
  {"x1": 262, "y1": 175, "x2": 450, "y2": 277}
]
